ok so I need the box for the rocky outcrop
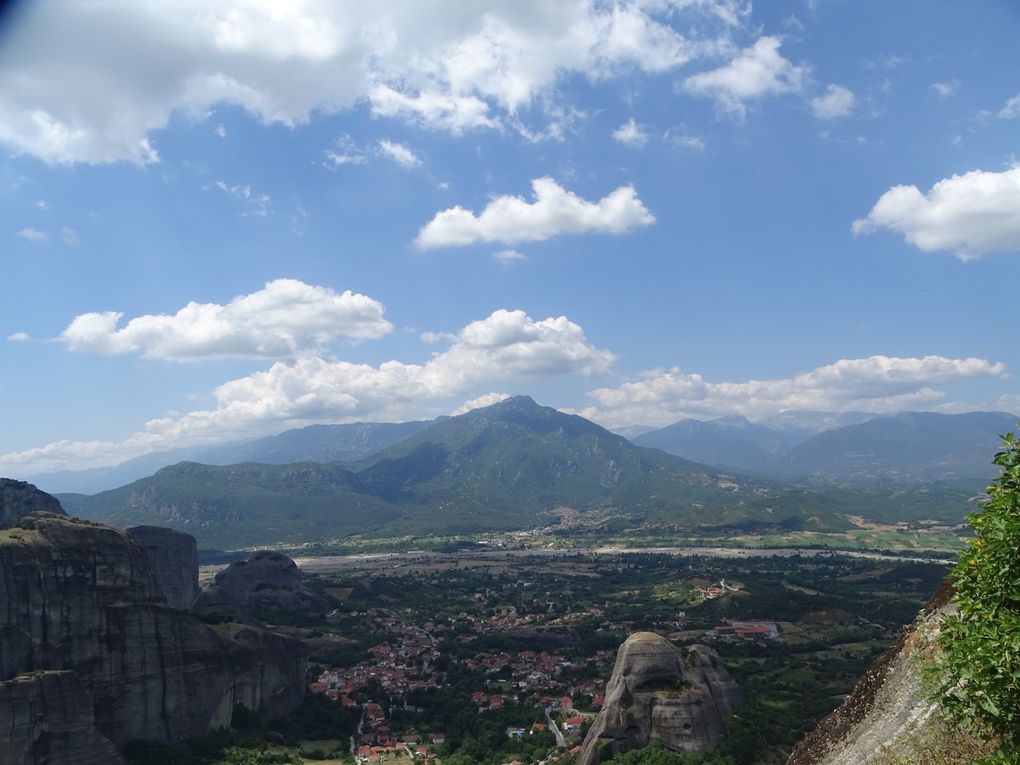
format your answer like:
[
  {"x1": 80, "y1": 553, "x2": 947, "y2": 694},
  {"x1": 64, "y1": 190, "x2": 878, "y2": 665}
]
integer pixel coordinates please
[
  {"x1": 204, "y1": 550, "x2": 330, "y2": 617},
  {"x1": 0, "y1": 478, "x2": 64, "y2": 526},
  {"x1": 0, "y1": 671, "x2": 126, "y2": 765},
  {"x1": 126, "y1": 525, "x2": 200, "y2": 610},
  {"x1": 0, "y1": 512, "x2": 306, "y2": 750},
  {"x1": 577, "y1": 633, "x2": 742, "y2": 765},
  {"x1": 785, "y1": 583, "x2": 980, "y2": 765}
]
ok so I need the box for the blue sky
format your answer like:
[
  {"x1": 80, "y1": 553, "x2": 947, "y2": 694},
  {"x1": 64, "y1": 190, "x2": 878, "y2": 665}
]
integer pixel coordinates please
[{"x1": 2, "y1": 0, "x2": 1020, "y2": 475}]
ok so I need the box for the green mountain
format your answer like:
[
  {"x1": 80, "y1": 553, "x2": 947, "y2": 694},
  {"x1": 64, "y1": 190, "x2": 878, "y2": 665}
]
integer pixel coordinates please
[
  {"x1": 65, "y1": 397, "x2": 850, "y2": 548},
  {"x1": 632, "y1": 415, "x2": 801, "y2": 472},
  {"x1": 781, "y1": 411, "x2": 1018, "y2": 484}
]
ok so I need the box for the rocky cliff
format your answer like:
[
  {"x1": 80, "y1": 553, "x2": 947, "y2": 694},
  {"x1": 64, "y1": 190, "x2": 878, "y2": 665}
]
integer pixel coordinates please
[
  {"x1": 0, "y1": 503, "x2": 307, "y2": 753},
  {"x1": 577, "y1": 632, "x2": 743, "y2": 765},
  {"x1": 785, "y1": 583, "x2": 994, "y2": 765},
  {"x1": 0, "y1": 671, "x2": 126, "y2": 765},
  {"x1": 0, "y1": 478, "x2": 63, "y2": 526},
  {"x1": 126, "y1": 525, "x2": 200, "y2": 610}
]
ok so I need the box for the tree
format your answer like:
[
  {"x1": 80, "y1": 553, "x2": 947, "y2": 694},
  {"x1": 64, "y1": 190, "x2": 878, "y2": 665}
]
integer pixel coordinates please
[{"x1": 936, "y1": 432, "x2": 1020, "y2": 763}]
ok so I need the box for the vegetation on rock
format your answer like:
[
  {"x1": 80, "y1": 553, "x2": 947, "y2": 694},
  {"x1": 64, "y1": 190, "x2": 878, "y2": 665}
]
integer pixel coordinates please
[{"x1": 936, "y1": 431, "x2": 1020, "y2": 764}]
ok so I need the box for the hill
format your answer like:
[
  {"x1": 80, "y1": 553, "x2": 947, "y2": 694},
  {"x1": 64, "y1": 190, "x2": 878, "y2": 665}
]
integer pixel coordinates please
[
  {"x1": 632, "y1": 415, "x2": 800, "y2": 472},
  {"x1": 66, "y1": 397, "x2": 848, "y2": 548},
  {"x1": 781, "y1": 411, "x2": 1018, "y2": 484},
  {"x1": 26, "y1": 420, "x2": 429, "y2": 495}
]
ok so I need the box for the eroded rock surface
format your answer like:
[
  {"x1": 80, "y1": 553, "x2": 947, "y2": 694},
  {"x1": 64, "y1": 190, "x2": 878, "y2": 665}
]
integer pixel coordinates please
[
  {"x1": 0, "y1": 510, "x2": 306, "y2": 750},
  {"x1": 0, "y1": 671, "x2": 126, "y2": 765},
  {"x1": 207, "y1": 550, "x2": 330, "y2": 616},
  {"x1": 126, "y1": 525, "x2": 200, "y2": 609},
  {"x1": 786, "y1": 583, "x2": 956, "y2": 765},
  {"x1": 577, "y1": 632, "x2": 742, "y2": 765},
  {"x1": 0, "y1": 478, "x2": 64, "y2": 526}
]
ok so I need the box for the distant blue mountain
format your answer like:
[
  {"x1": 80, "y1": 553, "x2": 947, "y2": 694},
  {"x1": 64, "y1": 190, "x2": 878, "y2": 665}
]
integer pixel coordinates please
[{"x1": 26, "y1": 420, "x2": 429, "y2": 494}]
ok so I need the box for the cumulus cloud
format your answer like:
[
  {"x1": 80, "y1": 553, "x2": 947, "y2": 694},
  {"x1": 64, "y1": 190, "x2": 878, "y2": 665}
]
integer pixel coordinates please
[
  {"x1": 377, "y1": 139, "x2": 422, "y2": 168},
  {"x1": 999, "y1": 93, "x2": 1020, "y2": 120},
  {"x1": 416, "y1": 177, "x2": 655, "y2": 249},
  {"x1": 59, "y1": 279, "x2": 393, "y2": 360},
  {"x1": 2, "y1": 308, "x2": 614, "y2": 473},
  {"x1": 682, "y1": 36, "x2": 807, "y2": 119},
  {"x1": 0, "y1": 0, "x2": 747, "y2": 164},
  {"x1": 6, "y1": 332, "x2": 30, "y2": 342},
  {"x1": 931, "y1": 80, "x2": 958, "y2": 98},
  {"x1": 579, "y1": 355, "x2": 1007, "y2": 428},
  {"x1": 811, "y1": 84, "x2": 855, "y2": 118},
  {"x1": 612, "y1": 118, "x2": 649, "y2": 147},
  {"x1": 15, "y1": 227, "x2": 47, "y2": 242},
  {"x1": 852, "y1": 166, "x2": 1020, "y2": 260},
  {"x1": 451, "y1": 392, "x2": 511, "y2": 415}
]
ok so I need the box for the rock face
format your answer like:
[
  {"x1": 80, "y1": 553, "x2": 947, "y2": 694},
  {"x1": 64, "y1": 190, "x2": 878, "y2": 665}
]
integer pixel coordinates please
[
  {"x1": 207, "y1": 550, "x2": 330, "y2": 616},
  {"x1": 0, "y1": 671, "x2": 126, "y2": 765},
  {"x1": 577, "y1": 633, "x2": 742, "y2": 765},
  {"x1": 0, "y1": 510, "x2": 307, "y2": 750},
  {"x1": 126, "y1": 525, "x2": 200, "y2": 609},
  {"x1": 786, "y1": 583, "x2": 964, "y2": 765},
  {"x1": 0, "y1": 478, "x2": 64, "y2": 526}
]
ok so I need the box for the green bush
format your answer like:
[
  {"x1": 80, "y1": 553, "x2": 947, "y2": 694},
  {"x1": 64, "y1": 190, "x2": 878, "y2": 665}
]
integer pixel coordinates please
[{"x1": 936, "y1": 432, "x2": 1020, "y2": 763}]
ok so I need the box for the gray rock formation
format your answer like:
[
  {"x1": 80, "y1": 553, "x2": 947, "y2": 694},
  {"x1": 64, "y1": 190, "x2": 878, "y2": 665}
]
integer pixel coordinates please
[
  {"x1": 0, "y1": 512, "x2": 306, "y2": 749},
  {"x1": 577, "y1": 632, "x2": 742, "y2": 765},
  {"x1": 206, "y1": 550, "x2": 330, "y2": 617},
  {"x1": 126, "y1": 525, "x2": 200, "y2": 609},
  {"x1": 0, "y1": 478, "x2": 64, "y2": 526},
  {"x1": 786, "y1": 583, "x2": 965, "y2": 765},
  {"x1": 0, "y1": 671, "x2": 126, "y2": 765}
]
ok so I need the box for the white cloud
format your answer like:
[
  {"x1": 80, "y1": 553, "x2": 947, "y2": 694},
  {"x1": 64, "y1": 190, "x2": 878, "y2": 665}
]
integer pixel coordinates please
[
  {"x1": 6, "y1": 332, "x2": 30, "y2": 342},
  {"x1": 35, "y1": 199, "x2": 47, "y2": 209},
  {"x1": 59, "y1": 226, "x2": 79, "y2": 246},
  {"x1": 579, "y1": 355, "x2": 1007, "y2": 428},
  {"x1": 682, "y1": 36, "x2": 808, "y2": 119},
  {"x1": 212, "y1": 180, "x2": 271, "y2": 216},
  {"x1": 999, "y1": 93, "x2": 1020, "y2": 120},
  {"x1": 215, "y1": 123, "x2": 227, "y2": 138},
  {"x1": 668, "y1": 131, "x2": 705, "y2": 151},
  {"x1": 451, "y1": 392, "x2": 511, "y2": 415},
  {"x1": 376, "y1": 139, "x2": 422, "y2": 168},
  {"x1": 15, "y1": 227, "x2": 47, "y2": 242},
  {"x1": 852, "y1": 166, "x2": 1020, "y2": 260},
  {"x1": 2, "y1": 308, "x2": 614, "y2": 472},
  {"x1": 612, "y1": 118, "x2": 649, "y2": 147},
  {"x1": 811, "y1": 84, "x2": 855, "y2": 119},
  {"x1": 493, "y1": 249, "x2": 526, "y2": 263},
  {"x1": 0, "y1": 0, "x2": 746, "y2": 164},
  {"x1": 324, "y1": 133, "x2": 367, "y2": 167},
  {"x1": 931, "y1": 80, "x2": 958, "y2": 98},
  {"x1": 369, "y1": 86, "x2": 498, "y2": 133},
  {"x1": 58, "y1": 278, "x2": 393, "y2": 360},
  {"x1": 416, "y1": 177, "x2": 655, "y2": 249}
]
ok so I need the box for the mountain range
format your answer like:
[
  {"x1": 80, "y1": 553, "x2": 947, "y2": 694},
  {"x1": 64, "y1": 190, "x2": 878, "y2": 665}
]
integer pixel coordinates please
[
  {"x1": 59, "y1": 397, "x2": 853, "y2": 548},
  {"x1": 22, "y1": 398, "x2": 1018, "y2": 549},
  {"x1": 27, "y1": 420, "x2": 430, "y2": 494},
  {"x1": 635, "y1": 410, "x2": 1017, "y2": 484}
]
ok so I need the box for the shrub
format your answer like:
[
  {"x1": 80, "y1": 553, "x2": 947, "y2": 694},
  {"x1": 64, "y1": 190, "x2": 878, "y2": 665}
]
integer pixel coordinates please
[{"x1": 936, "y1": 432, "x2": 1020, "y2": 763}]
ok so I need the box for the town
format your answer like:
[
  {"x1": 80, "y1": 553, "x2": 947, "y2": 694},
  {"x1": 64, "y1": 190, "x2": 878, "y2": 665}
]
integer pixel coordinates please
[{"x1": 281, "y1": 549, "x2": 946, "y2": 764}]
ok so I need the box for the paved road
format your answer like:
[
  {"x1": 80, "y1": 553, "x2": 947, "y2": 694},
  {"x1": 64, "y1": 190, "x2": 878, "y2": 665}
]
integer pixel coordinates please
[{"x1": 545, "y1": 706, "x2": 566, "y2": 748}]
